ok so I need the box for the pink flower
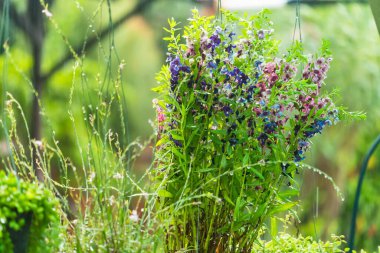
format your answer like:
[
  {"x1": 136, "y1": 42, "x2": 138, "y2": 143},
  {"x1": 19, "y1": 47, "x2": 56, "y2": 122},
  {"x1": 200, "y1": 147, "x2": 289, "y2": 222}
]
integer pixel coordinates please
[
  {"x1": 268, "y1": 73, "x2": 279, "y2": 86},
  {"x1": 158, "y1": 113, "x2": 165, "y2": 123},
  {"x1": 263, "y1": 62, "x2": 276, "y2": 74}
]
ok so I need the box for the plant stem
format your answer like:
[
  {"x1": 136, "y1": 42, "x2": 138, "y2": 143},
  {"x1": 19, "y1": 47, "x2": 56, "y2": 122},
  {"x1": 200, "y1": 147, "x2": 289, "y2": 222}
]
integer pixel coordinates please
[{"x1": 204, "y1": 168, "x2": 221, "y2": 251}]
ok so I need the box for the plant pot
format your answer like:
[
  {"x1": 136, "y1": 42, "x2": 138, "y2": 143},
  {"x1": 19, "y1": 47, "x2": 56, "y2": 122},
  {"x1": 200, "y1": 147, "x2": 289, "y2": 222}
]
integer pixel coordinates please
[{"x1": 7, "y1": 212, "x2": 33, "y2": 253}]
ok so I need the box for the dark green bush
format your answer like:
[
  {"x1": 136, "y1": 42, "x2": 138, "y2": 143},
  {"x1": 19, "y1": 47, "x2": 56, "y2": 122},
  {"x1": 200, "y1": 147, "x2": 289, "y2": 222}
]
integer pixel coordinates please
[{"x1": 0, "y1": 171, "x2": 61, "y2": 252}]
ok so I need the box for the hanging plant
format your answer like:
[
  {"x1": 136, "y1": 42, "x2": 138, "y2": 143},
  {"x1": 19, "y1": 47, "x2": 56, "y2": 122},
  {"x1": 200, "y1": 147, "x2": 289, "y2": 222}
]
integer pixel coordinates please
[
  {"x1": 152, "y1": 9, "x2": 362, "y2": 252},
  {"x1": 0, "y1": 171, "x2": 61, "y2": 253}
]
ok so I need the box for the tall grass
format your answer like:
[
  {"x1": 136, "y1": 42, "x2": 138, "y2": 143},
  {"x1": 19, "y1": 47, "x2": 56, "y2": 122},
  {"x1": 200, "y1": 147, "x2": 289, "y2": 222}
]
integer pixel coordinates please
[{"x1": 1, "y1": 0, "x2": 164, "y2": 252}]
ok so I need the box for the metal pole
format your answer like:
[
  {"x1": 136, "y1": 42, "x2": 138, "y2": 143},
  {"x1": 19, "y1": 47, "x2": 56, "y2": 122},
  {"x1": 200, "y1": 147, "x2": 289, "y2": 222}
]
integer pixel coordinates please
[
  {"x1": 369, "y1": 0, "x2": 380, "y2": 35},
  {"x1": 348, "y1": 135, "x2": 380, "y2": 252}
]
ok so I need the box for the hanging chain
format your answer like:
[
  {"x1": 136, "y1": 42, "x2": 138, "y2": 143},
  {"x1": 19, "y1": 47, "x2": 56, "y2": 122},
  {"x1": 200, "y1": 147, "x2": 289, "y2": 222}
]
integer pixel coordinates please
[
  {"x1": 292, "y1": 0, "x2": 302, "y2": 43},
  {"x1": 217, "y1": 0, "x2": 222, "y2": 22}
]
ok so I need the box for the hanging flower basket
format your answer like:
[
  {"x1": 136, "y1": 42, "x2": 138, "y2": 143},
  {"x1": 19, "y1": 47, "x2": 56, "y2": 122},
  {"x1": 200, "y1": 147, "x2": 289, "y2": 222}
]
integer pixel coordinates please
[
  {"x1": 6, "y1": 212, "x2": 33, "y2": 253},
  {"x1": 152, "y1": 9, "x2": 360, "y2": 252}
]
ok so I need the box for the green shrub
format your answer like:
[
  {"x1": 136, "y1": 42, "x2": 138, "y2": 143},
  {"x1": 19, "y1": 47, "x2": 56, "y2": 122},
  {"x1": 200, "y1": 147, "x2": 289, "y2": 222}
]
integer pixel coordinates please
[
  {"x1": 0, "y1": 171, "x2": 61, "y2": 252},
  {"x1": 254, "y1": 233, "x2": 346, "y2": 253}
]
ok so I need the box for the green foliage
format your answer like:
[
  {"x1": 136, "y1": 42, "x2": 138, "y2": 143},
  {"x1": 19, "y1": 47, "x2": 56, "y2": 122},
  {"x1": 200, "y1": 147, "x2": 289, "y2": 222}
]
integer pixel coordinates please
[
  {"x1": 0, "y1": 171, "x2": 61, "y2": 252},
  {"x1": 1, "y1": 37, "x2": 162, "y2": 253},
  {"x1": 254, "y1": 233, "x2": 347, "y2": 253},
  {"x1": 1, "y1": 1, "x2": 164, "y2": 252}
]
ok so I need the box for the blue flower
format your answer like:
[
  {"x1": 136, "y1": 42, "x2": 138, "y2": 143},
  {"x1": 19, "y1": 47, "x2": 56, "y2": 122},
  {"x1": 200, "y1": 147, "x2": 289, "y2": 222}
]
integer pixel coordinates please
[
  {"x1": 229, "y1": 138, "x2": 238, "y2": 146},
  {"x1": 294, "y1": 149, "x2": 304, "y2": 162},
  {"x1": 264, "y1": 121, "x2": 277, "y2": 134},
  {"x1": 237, "y1": 97, "x2": 247, "y2": 104},
  {"x1": 226, "y1": 44, "x2": 236, "y2": 54},
  {"x1": 207, "y1": 61, "x2": 217, "y2": 69},
  {"x1": 228, "y1": 67, "x2": 249, "y2": 87},
  {"x1": 228, "y1": 31, "x2": 236, "y2": 41},
  {"x1": 258, "y1": 133, "x2": 268, "y2": 146},
  {"x1": 298, "y1": 140, "x2": 309, "y2": 148},
  {"x1": 304, "y1": 119, "x2": 327, "y2": 138},
  {"x1": 223, "y1": 105, "x2": 233, "y2": 117},
  {"x1": 224, "y1": 83, "x2": 232, "y2": 91},
  {"x1": 255, "y1": 60, "x2": 262, "y2": 69}
]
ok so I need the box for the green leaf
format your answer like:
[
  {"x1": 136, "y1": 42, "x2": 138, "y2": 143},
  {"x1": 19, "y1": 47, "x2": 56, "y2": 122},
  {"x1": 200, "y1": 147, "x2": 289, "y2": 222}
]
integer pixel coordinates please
[
  {"x1": 270, "y1": 217, "x2": 278, "y2": 239},
  {"x1": 170, "y1": 133, "x2": 184, "y2": 141},
  {"x1": 233, "y1": 196, "x2": 241, "y2": 221},
  {"x1": 222, "y1": 191, "x2": 235, "y2": 207},
  {"x1": 196, "y1": 167, "x2": 216, "y2": 173},
  {"x1": 248, "y1": 167, "x2": 264, "y2": 180},
  {"x1": 171, "y1": 147, "x2": 185, "y2": 161},
  {"x1": 221, "y1": 155, "x2": 227, "y2": 168},
  {"x1": 278, "y1": 189, "x2": 299, "y2": 199},
  {"x1": 156, "y1": 137, "x2": 167, "y2": 147},
  {"x1": 243, "y1": 153, "x2": 249, "y2": 166},
  {"x1": 185, "y1": 128, "x2": 199, "y2": 148},
  {"x1": 151, "y1": 85, "x2": 166, "y2": 93},
  {"x1": 210, "y1": 129, "x2": 227, "y2": 136},
  {"x1": 158, "y1": 189, "x2": 173, "y2": 198},
  {"x1": 269, "y1": 202, "x2": 297, "y2": 215}
]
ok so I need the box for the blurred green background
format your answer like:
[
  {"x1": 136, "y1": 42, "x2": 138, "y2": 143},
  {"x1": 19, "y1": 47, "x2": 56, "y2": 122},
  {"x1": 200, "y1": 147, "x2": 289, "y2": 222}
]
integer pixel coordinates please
[{"x1": 0, "y1": 0, "x2": 379, "y2": 251}]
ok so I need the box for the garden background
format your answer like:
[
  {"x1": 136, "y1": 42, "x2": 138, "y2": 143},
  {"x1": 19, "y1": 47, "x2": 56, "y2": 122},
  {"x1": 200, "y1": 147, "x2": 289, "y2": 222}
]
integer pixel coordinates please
[{"x1": 0, "y1": 0, "x2": 379, "y2": 251}]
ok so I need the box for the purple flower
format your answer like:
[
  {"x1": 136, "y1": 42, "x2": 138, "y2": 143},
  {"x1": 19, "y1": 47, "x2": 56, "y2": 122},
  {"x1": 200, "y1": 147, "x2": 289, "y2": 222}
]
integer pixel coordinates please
[
  {"x1": 169, "y1": 56, "x2": 191, "y2": 89},
  {"x1": 210, "y1": 34, "x2": 221, "y2": 46},
  {"x1": 264, "y1": 62, "x2": 276, "y2": 74},
  {"x1": 257, "y1": 30, "x2": 265, "y2": 40},
  {"x1": 264, "y1": 121, "x2": 277, "y2": 134},
  {"x1": 316, "y1": 58, "x2": 325, "y2": 65},
  {"x1": 228, "y1": 31, "x2": 236, "y2": 41},
  {"x1": 298, "y1": 140, "x2": 309, "y2": 148},
  {"x1": 226, "y1": 44, "x2": 236, "y2": 54},
  {"x1": 180, "y1": 65, "x2": 191, "y2": 73},
  {"x1": 237, "y1": 97, "x2": 247, "y2": 104},
  {"x1": 229, "y1": 67, "x2": 249, "y2": 87},
  {"x1": 268, "y1": 73, "x2": 279, "y2": 86},
  {"x1": 201, "y1": 80, "x2": 210, "y2": 91},
  {"x1": 170, "y1": 135, "x2": 183, "y2": 147},
  {"x1": 258, "y1": 133, "x2": 268, "y2": 146},
  {"x1": 221, "y1": 66, "x2": 229, "y2": 75},
  {"x1": 170, "y1": 56, "x2": 181, "y2": 74},
  {"x1": 207, "y1": 61, "x2": 217, "y2": 69},
  {"x1": 223, "y1": 105, "x2": 233, "y2": 117}
]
